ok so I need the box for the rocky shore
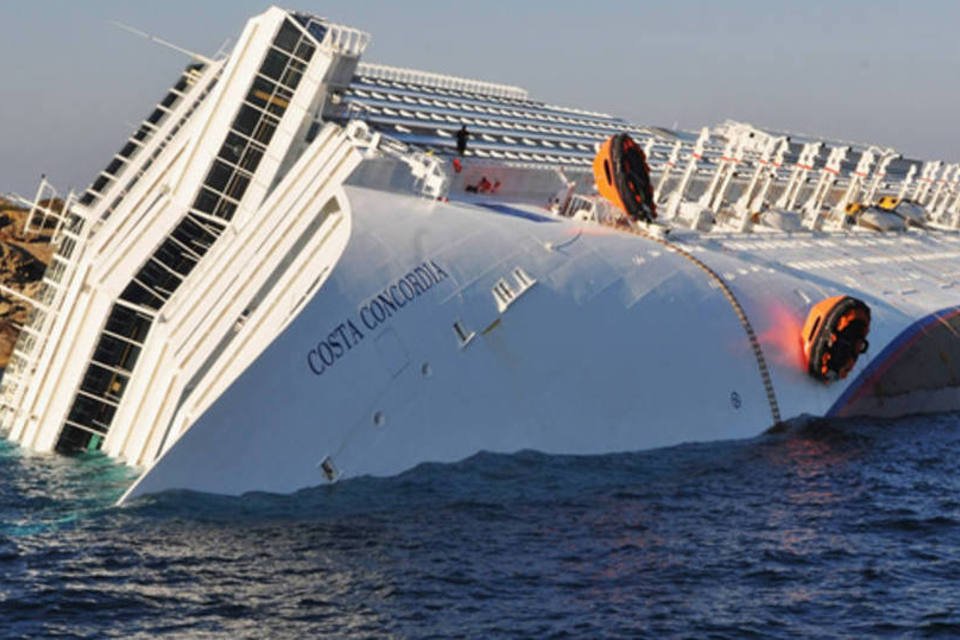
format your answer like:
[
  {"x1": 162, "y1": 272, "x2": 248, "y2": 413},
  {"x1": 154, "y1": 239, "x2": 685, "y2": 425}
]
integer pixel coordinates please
[{"x1": 0, "y1": 197, "x2": 55, "y2": 368}]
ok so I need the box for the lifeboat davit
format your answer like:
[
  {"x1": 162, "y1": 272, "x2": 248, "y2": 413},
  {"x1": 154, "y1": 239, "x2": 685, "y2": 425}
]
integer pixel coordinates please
[
  {"x1": 593, "y1": 133, "x2": 656, "y2": 223},
  {"x1": 801, "y1": 296, "x2": 871, "y2": 382}
]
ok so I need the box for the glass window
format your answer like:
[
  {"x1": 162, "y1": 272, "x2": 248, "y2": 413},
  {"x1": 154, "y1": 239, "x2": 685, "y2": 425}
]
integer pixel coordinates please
[
  {"x1": 120, "y1": 280, "x2": 164, "y2": 310},
  {"x1": 147, "y1": 108, "x2": 165, "y2": 124},
  {"x1": 105, "y1": 158, "x2": 124, "y2": 176},
  {"x1": 161, "y1": 92, "x2": 178, "y2": 108},
  {"x1": 133, "y1": 125, "x2": 151, "y2": 141},
  {"x1": 232, "y1": 105, "x2": 261, "y2": 136},
  {"x1": 67, "y1": 395, "x2": 116, "y2": 431},
  {"x1": 153, "y1": 238, "x2": 197, "y2": 276},
  {"x1": 79, "y1": 362, "x2": 115, "y2": 396},
  {"x1": 224, "y1": 172, "x2": 250, "y2": 201},
  {"x1": 138, "y1": 259, "x2": 181, "y2": 297},
  {"x1": 92, "y1": 333, "x2": 142, "y2": 372},
  {"x1": 305, "y1": 121, "x2": 321, "y2": 143},
  {"x1": 59, "y1": 237, "x2": 77, "y2": 259},
  {"x1": 239, "y1": 144, "x2": 264, "y2": 172},
  {"x1": 204, "y1": 161, "x2": 233, "y2": 192},
  {"x1": 91, "y1": 175, "x2": 111, "y2": 193},
  {"x1": 274, "y1": 20, "x2": 301, "y2": 53},
  {"x1": 247, "y1": 76, "x2": 275, "y2": 109},
  {"x1": 218, "y1": 132, "x2": 247, "y2": 165},
  {"x1": 194, "y1": 187, "x2": 220, "y2": 214},
  {"x1": 215, "y1": 199, "x2": 238, "y2": 221},
  {"x1": 266, "y1": 95, "x2": 289, "y2": 118},
  {"x1": 57, "y1": 426, "x2": 96, "y2": 452},
  {"x1": 170, "y1": 215, "x2": 222, "y2": 246},
  {"x1": 253, "y1": 116, "x2": 278, "y2": 145},
  {"x1": 304, "y1": 22, "x2": 327, "y2": 45},
  {"x1": 295, "y1": 40, "x2": 315, "y2": 62},
  {"x1": 118, "y1": 142, "x2": 138, "y2": 159},
  {"x1": 187, "y1": 211, "x2": 226, "y2": 237},
  {"x1": 105, "y1": 304, "x2": 153, "y2": 343},
  {"x1": 260, "y1": 49, "x2": 289, "y2": 81},
  {"x1": 174, "y1": 215, "x2": 219, "y2": 250},
  {"x1": 280, "y1": 67, "x2": 302, "y2": 92}
]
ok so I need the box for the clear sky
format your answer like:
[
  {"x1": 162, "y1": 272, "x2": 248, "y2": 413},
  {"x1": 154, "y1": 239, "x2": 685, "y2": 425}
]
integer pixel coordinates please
[{"x1": 1, "y1": 0, "x2": 958, "y2": 196}]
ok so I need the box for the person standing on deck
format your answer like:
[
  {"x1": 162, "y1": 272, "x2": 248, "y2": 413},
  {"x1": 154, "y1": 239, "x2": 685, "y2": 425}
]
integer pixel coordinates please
[{"x1": 456, "y1": 125, "x2": 469, "y2": 156}]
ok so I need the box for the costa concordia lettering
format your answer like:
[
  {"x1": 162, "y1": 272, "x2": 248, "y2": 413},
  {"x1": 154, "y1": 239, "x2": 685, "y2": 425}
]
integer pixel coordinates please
[
  {"x1": 2, "y1": 7, "x2": 960, "y2": 503},
  {"x1": 307, "y1": 260, "x2": 449, "y2": 375}
]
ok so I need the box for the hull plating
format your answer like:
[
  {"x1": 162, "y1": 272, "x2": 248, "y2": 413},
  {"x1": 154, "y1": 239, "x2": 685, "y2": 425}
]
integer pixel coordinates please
[{"x1": 122, "y1": 187, "x2": 960, "y2": 502}]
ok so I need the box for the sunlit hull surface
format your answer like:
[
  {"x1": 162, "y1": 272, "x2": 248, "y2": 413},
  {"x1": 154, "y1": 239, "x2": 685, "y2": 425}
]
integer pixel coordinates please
[{"x1": 122, "y1": 186, "x2": 960, "y2": 501}]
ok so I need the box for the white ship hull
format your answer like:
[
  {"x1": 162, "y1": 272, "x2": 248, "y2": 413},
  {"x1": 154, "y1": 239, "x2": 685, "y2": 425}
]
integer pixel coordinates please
[{"x1": 122, "y1": 185, "x2": 960, "y2": 501}]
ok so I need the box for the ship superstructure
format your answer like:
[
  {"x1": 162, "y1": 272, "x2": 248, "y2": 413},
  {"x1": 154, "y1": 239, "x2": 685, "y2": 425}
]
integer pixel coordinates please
[
  {"x1": 2, "y1": 7, "x2": 960, "y2": 502},
  {"x1": 0, "y1": 8, "x2": 369, "y2": 460}
]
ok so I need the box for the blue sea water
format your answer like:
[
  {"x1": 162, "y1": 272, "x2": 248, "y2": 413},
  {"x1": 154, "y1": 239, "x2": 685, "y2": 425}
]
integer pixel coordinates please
[{"x1": 2, "y1": 414, "x2": 960, "y2": 638}]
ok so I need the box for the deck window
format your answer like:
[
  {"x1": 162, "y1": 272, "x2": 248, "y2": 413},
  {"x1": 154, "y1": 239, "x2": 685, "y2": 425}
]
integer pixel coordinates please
[
  {"x1": 194, "y1": 188, "x2": 219, "y2": 214},
  {"x1": 239, "y1": 144, "x2": 264, "y2": 172},
  {"x1": 224, "y1": 172, "x2": 250, "y2": 201},
  {"x1": 218, "y1": 132, "x2": 246, "y2": 165},
  {"x1": 92, "y1": 333, "x2": 142, "y2": 374},
  {"x1": 146, "y1": 108, "x2": 165, "y2": 125},
  {"x1": 105, "y1": 158, "x2": 124, "y2": 176},
  {"x1": 66, "y1": 395, "x2": 116, "y2": 433},
  {"x1": 204, "y1": 161, "x2": 233, "y2": 192},
  {"x1": 91, "y1": 175, "x2": 111, "y2": 193},
  {"x1": 261, "y1": 49, "x2": 289, "y2": 81},
  {"x1": 252, "y1": 116, "x2": 278, "y2": 145},
  {"x1": 274, "y1": 20, "x2": 301, "y2": 53},
  {"x1": 104, "y1": 304, "x2": 153, "y2": 343},
  {"x1": 232, "y1": 105, "x2": 261, "y2": 136},
  {"x1": 214, "y1": 199, "x2": 238, "y2": 221},
  {"x1": 120, "y1": 280, "x2": 164, "y2": 310},
  {"x1": 295, "y1": 40, "x2": 315, "y2": 63}
]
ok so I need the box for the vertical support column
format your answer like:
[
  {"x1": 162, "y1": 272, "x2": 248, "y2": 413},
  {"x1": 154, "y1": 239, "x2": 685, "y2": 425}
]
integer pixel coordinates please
[
  {"x1": 928, "y1": 164, "x2": 959, "y2": 217},
  {"x1": 775, "y1": 142, "x2": 822, "y2": 211},
  {"x1": 833, "y1": 147, "x2": 877, "y2": 217},
  {"x1": 698, "y1": 138, "x2": 736, "y2": 210},
  {"x1": 662, "y1": 127, "x2": 709, "y2": 220},
  {"x1": 862, "y1": 149, "x2": 898, "y2": 204},
  {"x1": 938, "y1": 166, "x2": 960, "y2": 224},
  {"x1": 897, "y1": 164, "x2": 917, "y2": 201},
  {"x1": 655, "y1": 140, "x2": 682, "y2": 203},
  {"x1": 912, "y1": 161, "x2": 942, "y2": 205},
  {"x1": 801, "y1": 145, "x2": 849, "y2": 229},
  {"x1": 710, "y1": 138, "x2": 746, "y2": 213},
  {"x1": 733, "y1": 136, "x2": 785, "y2": 221},
  {"x1": 754, "y1": 137, "x2": 789, "y2": 211}
]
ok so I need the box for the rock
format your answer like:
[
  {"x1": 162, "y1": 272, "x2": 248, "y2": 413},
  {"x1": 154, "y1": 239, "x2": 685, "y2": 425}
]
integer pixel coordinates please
[{"x1": 0, "y1": 196, "x2": 55, "y2": 369}]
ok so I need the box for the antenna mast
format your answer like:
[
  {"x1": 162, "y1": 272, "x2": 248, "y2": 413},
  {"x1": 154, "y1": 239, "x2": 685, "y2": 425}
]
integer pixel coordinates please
[{"x1": 110, "y1": 21, "x2": 213, "y2": 64}]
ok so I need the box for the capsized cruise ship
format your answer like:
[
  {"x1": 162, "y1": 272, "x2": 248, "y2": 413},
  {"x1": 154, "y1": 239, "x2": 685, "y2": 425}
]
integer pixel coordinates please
[{"x1": 3, "y1": 7, "x2": 960, "y2": 504}]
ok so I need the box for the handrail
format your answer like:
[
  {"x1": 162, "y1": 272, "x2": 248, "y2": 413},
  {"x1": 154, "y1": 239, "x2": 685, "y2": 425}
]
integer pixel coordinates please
[
  {"x1": 323, "y1": 23, "x2": 371, "y2": 56},
  {"x1": 357, "y1": 62, "x2": 529, "y2": 101}
]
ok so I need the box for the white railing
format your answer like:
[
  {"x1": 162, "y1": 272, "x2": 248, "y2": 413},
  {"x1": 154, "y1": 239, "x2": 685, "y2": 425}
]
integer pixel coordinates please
[
  {"x1": 0, "y1": 186, "x2": 91, "y2": 434},
  {"x1": 356, "y1": 62, "x2": 529, "y2": 101},
  {"x1": 322, "y1": 23, "x2": 371, "y2": 57},
  {"x1": 344, "y1": 120, "x2": 450, "y2": 199}
]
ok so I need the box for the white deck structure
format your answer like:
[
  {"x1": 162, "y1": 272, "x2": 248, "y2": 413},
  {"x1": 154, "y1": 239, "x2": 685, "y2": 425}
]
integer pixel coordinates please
[{"x1": 2, "y1": 7, "x2": 960, "y2": 502}]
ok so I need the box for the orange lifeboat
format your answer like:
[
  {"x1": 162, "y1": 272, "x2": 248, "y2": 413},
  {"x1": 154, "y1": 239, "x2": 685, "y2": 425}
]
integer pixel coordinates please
[
  {"x1": 801, "y1": 295, "x2": 871, "y2": 382},
  {"x1": 593, "y1": 133, "x2": 656, "y2": 223}
]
